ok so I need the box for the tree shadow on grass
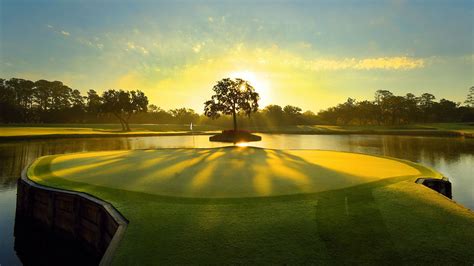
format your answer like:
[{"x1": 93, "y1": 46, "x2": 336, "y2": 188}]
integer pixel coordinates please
[
  {"x1": 315, "y1": 185, "x2": 402, "y2": 265},
  {"x1": 29, "y1": 148, "x2": 434, "y2": 264}
]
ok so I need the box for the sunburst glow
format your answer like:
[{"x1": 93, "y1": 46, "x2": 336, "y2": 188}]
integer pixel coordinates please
[{"x1": 229, "y1": 70, "x2": 272, "y2": 107}]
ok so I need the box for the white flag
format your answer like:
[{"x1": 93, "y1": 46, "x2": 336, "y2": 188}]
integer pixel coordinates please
[{"x1": 190, "y1": 122, "x2": 193, "y2": 131}]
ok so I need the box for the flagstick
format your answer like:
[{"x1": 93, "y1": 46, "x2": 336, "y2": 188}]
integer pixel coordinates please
[{"x1": 190, "y1": 122, "x2": 195, "y2": 148}]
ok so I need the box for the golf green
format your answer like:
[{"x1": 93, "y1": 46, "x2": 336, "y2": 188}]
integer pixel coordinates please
[{"x1": 27, "y1": 147, "x2": 474, "y2": 264}]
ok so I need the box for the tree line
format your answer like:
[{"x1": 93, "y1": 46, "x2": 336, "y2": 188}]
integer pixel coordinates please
[
  {"x1": 1, "y1": 78, "x2": 473, "y2": 128},
  {"x1": 0, "y1": 78, "x2": 148, "y2": 131},
  {"x1": 318, "y1": 89, "x2": 474, "y2": 125}
]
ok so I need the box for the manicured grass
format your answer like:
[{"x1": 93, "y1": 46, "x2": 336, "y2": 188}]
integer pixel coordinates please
[
  {"x1": 1, "y1": 122, "x2": 473, "y2": 139},
  {"x1": 249, "y1": 122, "x2": 474, "y2": 137},
  {"x1": 29, "y1": 148, "x2": 428, "y2": 198},
  {"x1": 0, "y1": 123, "x2": 220, "y2": 132},
  {"x1": 0, "y1": 124, "x2": 217, "y2": 139},
  {"x1": 27, "y1": 147, "x2": 474, "y2": 264}
]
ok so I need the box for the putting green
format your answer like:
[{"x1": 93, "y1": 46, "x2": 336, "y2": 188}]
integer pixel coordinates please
[
  {"x1": 26, "y1": 147, "x2": 474, "y2": 265},
  {"x1": 28, "y1": 147, "x2": 434, "y2": 198}
]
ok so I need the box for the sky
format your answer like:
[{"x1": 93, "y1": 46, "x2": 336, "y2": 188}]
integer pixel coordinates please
[{"x1": 1, "y1": 0, "x2": 473, "y2": 112}]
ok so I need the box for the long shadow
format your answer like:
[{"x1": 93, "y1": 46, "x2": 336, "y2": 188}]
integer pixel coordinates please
[
  {"x1": 36, "y1": 147, "x2": 422, "y2": 200},
  {"x1": 27, "y1": 147, "x2": 424, "y2": 264},
  {"x1": 25, "y1": 168, "x2": 419, "y2": 264},
  {"x1": 314, "y1": 185, "x2": 402, "y2": 265}
]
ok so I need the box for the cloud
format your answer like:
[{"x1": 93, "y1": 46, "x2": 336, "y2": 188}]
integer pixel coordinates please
[
  {"x1": 298, "y1": 42, "x2": 312, "y2": 49},
  {"x1": 192, "y1": 43, "x2": 203, "y2": 53},
  {"x1": 76, "y1": 37, "x2": 104, "y2": 50},
  {"x1": 45, "y1": 24, "x2": 72, "y2": 39},
  {"x1": 300, "y1": 56, "x2": 424, "y2": 71},
  {"x1": 304, "y1": 58, "x2": 357, "y2": 71},
  {"x1": 125, "y1": 41, "x2": 149, "y2": 55},
  {"x1": 250, "y1": 46, "x2": 424, "y2": 71},
  {"x1": 355, "y1": 57, "x2": 424, "y2": 70}
]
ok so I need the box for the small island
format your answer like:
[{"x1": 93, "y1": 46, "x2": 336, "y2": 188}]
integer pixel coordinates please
[
  {"x1": 209, "y1": 129, "x2": 261, "y2": 143},
  {"x1": 204, "y1": 78, "x2": 262, "y2": 143}
]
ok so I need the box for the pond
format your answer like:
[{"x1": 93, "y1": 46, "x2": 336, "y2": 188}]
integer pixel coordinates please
[{"x1": 0, "y1": 134, "x2": 473, "y2": 264}]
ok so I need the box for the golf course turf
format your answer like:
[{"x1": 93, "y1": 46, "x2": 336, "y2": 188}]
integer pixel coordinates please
[
  {"x1": 1, "y1": 122, "x2": 473, "y2": 140},
  {"x1": 27, "y1": 147, "x2": 474, "y2": 264}
]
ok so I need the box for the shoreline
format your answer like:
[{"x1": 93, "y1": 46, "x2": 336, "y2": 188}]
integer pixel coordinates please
[
  {"x1": 0, "y1": 131, "x2": 215, "y2": 141},
  {"x1": 0, "y1": 129, "x2": 472, "y2": 141}
]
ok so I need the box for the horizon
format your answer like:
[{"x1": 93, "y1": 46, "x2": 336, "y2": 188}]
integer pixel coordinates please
[{"x1": 1, "y1": 0, "x2": 473, "y2": 113}]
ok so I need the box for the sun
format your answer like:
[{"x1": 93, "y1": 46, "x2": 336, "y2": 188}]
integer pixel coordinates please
[{"x1": 229, "y1": 70, "x2": 271, "y2": 107}]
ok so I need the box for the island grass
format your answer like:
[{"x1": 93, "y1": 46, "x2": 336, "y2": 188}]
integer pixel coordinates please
[
  {"x1": 1, "y1": 122, "x2": 473, "y2": 140},
  {"x1": 28, "y1": 148, "x2": 433, "y2": 198},
  {"x1": 26, "y1": 147, "x2": 474, "y2": 264}
]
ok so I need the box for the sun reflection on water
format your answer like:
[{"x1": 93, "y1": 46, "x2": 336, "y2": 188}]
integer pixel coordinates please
[{"x1": 235, "y1": 142, "x2": 250, "y2": 147}]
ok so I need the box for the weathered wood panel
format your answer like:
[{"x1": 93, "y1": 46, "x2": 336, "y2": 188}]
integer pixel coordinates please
[{"x1": 16, "y1": 166, "x2": 128, "y2": 266}]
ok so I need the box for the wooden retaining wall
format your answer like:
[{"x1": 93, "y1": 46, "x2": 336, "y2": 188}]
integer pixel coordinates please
[
  {"x1": 16, "y1": 166, "x2": 128, "y2": 266},
  {"x1": 416, "y1": 177, "x2": 452, "y2": 199}
]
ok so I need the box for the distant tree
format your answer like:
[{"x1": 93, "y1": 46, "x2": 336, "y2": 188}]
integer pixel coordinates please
[
  {"x1": 339, "y1": 98, "x2": 357, "y2": 125},
  {"x1": 262, "y1": 104, "x2": 284, "y2": 126},
  {"x1": 69, "y1": 89, "x2": 86, "y2": 122},
  {"x1": 419, "y1": 93, "x2": 436, "y2": 108},
  {"x1": 33, "y1": 80, "x2": 53, "y2": 112},
  {"x1": 7, "y1": 78, "x2": 34, "y2": 111},
  {"x1": 86, "y1": 89, "x2": 102, "y2": 117},
  {"x1": 374, "y1": 90, "x2": 393, "y2": 104},
  {"x1": 148, "y1": 104, "x2": 159, "y2": 113},
  {"x1": 283, "y1": 105, "x2": 303, "y2": 124},
  {"x1": 204, "y1": 78, "x2": 259, "y2": 131},
  {"x1": 70, "y1": 89, "x2": 85, "y2": 108},
  {"x1": 419, "y1": 93, "x2": 436, "y2": 122},
  {"x1": 404, "y1": 93, "x2": 419, "y2": 123},
  {"x1": 434, "y1": 99, "x2": 459, "y2": 122},
  {"x1": 0, "y1": 79, "x2": 18, "y2": 122},
  {"x1": 50, "y1": 81, "x2": 72, "y2": 111},
  {"x1": 386, "y1": 96, "x2": 406, "y2": 124},
  {"x1": 169, "y1": 108, "x2": 199, "y2": 124},
  {"x1": 101, "y1": 89, "x2": 148, "y2": 131},
  {"x1": 374, "y1": 90, "x2": 394, "y2": 125},
  {"x1": 465, "y1": 86, "x2": 474, "y2": 107},
  {"x1": 301, "y1": 110, "x2": 320, "y2": 124},
  {"x1": 283, "y1": 105, "x2": 302, "y2": 116},
  {"x1": 356, "y1": 100, "x2": 378, "y2": 125}
]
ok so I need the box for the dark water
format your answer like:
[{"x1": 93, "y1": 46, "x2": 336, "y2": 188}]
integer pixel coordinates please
[{"x1": 0, "y1": 134, "x2": 473, "y2": 264}]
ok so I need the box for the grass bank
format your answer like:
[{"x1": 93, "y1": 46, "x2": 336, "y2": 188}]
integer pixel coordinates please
[
  {"x1": 27, "y1": 147, "x2": 474, "y2": 264},
  {"x1": 250, "y1": 123, "x2": 474, "y2": 137},
  {"x1": 0, "y1": 124, "x2": 218, "y2": 140},
  {"x1": 1, "y1": 122, "x2": 473, "y2": 140}
]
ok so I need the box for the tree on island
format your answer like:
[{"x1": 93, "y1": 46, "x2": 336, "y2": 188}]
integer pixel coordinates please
[
  {"x1": 204, "y1": 78, "x2": 259, "y2": 131},
  {"x1": 101, "y1": 89, "x2": 148, "y2": 131},
  {"x1": 465, "y1": 86, "x2": 474, "y2": 107}
]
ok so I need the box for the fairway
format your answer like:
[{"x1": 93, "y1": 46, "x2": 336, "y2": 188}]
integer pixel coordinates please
[{"x1": 27, "y1": 147, "x2": 474, "y2": 264}]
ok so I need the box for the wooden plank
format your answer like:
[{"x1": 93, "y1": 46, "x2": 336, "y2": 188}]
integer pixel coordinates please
[{"x1": 19, "y1": 164, "x2": 129, "y2": 266}]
